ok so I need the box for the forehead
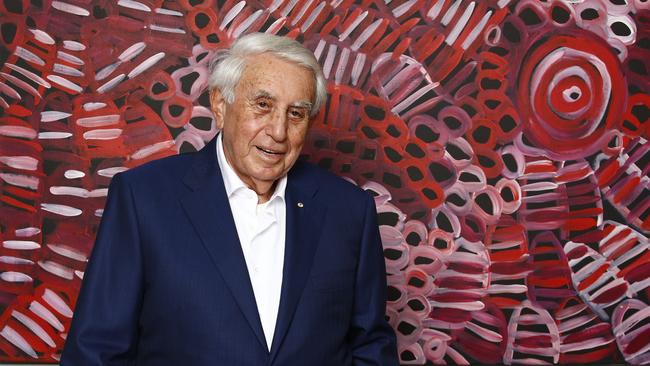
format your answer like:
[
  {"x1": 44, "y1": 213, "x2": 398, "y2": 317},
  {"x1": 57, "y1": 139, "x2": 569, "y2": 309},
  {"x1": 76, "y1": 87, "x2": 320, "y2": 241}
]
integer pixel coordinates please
[{"x1": 236, "y1": 53, "x2": 315, "y2": 102}]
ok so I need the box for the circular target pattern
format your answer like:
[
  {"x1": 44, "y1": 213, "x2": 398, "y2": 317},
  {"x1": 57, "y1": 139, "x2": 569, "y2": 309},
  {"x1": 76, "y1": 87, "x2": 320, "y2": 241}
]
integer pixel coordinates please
[{"x1": 517, "y1": 31, "x2": 626, "y2": 159}]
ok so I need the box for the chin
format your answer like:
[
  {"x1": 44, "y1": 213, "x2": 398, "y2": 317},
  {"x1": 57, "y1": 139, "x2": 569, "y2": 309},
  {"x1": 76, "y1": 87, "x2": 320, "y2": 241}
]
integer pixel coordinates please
[
  {"x1": 254, "y1": 165, "x2": 287, "y2": 176},
  {"x1": 252, "y1": 170, "x2": 284, "y2": 182}
]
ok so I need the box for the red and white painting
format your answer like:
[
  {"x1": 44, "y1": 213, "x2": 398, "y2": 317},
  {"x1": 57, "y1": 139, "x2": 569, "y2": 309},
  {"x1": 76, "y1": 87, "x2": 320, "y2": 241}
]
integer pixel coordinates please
[{"x1": 1, "y1": 0, "x2": 649, "y2": 363}]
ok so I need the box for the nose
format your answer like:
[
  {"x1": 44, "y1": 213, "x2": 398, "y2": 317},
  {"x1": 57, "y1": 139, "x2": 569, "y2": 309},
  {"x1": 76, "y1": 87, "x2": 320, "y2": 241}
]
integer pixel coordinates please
[{"x1": 266, "y1": 110, "x2": 288, "y2": 142}]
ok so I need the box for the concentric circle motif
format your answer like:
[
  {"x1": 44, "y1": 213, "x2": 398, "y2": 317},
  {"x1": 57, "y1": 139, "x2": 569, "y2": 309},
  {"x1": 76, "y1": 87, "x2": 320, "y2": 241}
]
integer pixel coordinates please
[{"x1": 517, "y1": 31, "x2": 626, "y2": 160}]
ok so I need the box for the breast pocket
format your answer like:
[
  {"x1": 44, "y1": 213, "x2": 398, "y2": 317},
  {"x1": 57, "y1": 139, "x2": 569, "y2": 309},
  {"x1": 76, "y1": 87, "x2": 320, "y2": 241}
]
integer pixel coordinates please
[{"x1": 310, "y1": 270, "x2": 355, "y2": 293}]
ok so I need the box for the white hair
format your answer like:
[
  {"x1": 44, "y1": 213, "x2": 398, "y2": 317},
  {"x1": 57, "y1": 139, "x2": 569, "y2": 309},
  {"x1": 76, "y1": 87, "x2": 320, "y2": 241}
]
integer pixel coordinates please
[{"x1": 208, "y1": 33, "x2": 327, "y2": 117}]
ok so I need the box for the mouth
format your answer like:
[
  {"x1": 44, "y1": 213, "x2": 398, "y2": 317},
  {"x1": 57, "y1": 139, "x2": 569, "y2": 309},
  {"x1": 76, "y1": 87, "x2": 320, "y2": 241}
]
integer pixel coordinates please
[{"x1": 256, "y1": 146, "x2": 285, "y2": 155}]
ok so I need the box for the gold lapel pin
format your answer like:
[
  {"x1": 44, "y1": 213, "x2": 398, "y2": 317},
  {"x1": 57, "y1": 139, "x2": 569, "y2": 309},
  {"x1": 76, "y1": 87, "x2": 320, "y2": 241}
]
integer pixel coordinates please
[{"x1": 297, "y1": 202, "x2": 304, "y2": 208}]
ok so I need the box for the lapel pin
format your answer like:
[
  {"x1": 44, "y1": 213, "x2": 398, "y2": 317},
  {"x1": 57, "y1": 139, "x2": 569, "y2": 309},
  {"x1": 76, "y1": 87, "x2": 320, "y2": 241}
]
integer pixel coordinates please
[{"x1": 297, "y1": 202, "x2": 304, "y2": 208}]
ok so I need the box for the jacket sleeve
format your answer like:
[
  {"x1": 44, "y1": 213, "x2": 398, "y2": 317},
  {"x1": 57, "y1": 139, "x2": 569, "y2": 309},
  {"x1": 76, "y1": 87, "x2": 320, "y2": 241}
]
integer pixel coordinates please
[
  {"x1": 349, "y1": 193, "x2": 399, "y2": 365},
  {"x1": 60, "y1": 173, "x2": 144, "y2": 365}
]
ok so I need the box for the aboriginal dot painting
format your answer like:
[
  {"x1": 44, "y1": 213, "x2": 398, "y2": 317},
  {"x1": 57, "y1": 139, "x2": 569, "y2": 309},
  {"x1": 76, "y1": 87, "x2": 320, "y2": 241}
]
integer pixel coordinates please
[{"x1": 1, "y1": 0, "x2": 649, "y2": 364}]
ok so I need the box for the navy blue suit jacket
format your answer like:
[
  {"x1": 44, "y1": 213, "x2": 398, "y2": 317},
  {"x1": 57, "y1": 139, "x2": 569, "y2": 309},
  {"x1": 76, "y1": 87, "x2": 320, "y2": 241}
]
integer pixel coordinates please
[{"x1": 60, "y1": 136, "x2": 398, "y2": 365}]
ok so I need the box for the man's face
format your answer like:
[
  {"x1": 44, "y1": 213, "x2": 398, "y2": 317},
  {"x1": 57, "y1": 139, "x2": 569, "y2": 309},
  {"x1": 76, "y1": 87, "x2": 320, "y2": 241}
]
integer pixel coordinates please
[{"x1": 210, "y1": 53, "x2": 315, "y2": 197}]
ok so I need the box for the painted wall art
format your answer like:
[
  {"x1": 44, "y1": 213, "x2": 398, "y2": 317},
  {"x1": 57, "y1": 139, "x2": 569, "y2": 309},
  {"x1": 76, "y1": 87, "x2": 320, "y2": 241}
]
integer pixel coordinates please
[{"x1": 1, "y1": 0, "x2": 649, "y2": 363}]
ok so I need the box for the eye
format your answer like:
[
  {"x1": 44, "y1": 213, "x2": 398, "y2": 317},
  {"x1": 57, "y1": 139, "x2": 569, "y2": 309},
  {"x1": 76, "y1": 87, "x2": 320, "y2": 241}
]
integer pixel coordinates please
[
  {"x1": 288, "y1": 108, "x2": 307, "y2": 120},
  {"x1": 257, "y1": 101, "x2": 270, "y2": 109},
  {"x1": 254, "y1": 98, "x2": 272, "y2": 111}
]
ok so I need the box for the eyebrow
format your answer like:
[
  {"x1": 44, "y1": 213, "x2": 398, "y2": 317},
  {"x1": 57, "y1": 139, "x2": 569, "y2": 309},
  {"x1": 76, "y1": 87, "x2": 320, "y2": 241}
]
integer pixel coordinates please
[
  {"x1": 251, "y1": 90, "x2": 274, "y2": 101},
  {"x1": 290, "y1": 101, "x2": 313, "y2": 110},
  {"x1": 251, "y1": 90, "x2": 312, "y2": 110}
]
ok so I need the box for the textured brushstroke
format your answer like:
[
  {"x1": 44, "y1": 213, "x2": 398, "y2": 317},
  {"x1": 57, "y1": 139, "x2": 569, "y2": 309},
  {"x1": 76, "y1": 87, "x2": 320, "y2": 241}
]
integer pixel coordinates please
[{"x1": 1, "y1": 0, "x2": 649, "y2": 363}]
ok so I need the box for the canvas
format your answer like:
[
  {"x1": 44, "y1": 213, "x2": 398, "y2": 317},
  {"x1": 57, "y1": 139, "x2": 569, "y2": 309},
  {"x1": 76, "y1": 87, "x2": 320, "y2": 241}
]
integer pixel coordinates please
[{"x1": 0, "y1": 0, "x2": 649, "y2": 364}]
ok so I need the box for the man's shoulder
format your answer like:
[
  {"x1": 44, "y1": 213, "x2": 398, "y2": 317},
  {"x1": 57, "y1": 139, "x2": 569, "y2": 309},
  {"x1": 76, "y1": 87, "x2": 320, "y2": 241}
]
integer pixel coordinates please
[{"x1": 118, "y1": 150, "x2": 196, "y2": 185}]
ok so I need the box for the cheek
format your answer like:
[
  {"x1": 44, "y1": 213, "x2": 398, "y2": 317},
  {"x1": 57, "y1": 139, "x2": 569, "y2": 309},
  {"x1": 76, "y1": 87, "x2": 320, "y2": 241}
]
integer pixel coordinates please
[
  {"x1": 289, "y1": 125, "x2": 309, "y2": 145},
  {"x1": 237, "y1": 123, "x2": 264, "y2": 147}
]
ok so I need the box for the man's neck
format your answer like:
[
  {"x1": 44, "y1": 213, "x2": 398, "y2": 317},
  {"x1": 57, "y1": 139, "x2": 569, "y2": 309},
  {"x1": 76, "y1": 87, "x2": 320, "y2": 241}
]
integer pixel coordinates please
[
  {"x1": 218, "y1": 134, "x2": 281, "y2": 204},
  {"x1": 223, "y1": 152, "x2": 276, "y2": 203},
  {"x1": 253, "y1": 182, "x2": 277, "y2": 204}
]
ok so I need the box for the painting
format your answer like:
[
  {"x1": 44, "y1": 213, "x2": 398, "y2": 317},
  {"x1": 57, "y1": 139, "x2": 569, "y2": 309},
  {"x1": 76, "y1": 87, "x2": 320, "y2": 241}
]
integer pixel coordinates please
[{"x1": 0, "y1": 0, "x2": 649, "y2": 363}]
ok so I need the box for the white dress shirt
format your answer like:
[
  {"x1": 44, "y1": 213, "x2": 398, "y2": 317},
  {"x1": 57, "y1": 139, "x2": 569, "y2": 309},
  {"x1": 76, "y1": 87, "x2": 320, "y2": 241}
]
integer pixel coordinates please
[{"x1": 216, "y1": 134, "x2": 286, "y2": 351}]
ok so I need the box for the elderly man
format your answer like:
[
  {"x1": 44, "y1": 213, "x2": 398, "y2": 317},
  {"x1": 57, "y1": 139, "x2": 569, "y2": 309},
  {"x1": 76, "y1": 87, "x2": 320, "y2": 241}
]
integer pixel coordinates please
[{"x1": 61, "y1": 33, "x2": 398, "y2": 365}]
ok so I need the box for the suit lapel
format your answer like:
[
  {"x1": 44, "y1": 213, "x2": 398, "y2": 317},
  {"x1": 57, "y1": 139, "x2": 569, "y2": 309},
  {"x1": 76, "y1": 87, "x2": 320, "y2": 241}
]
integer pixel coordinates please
[
  {"x1": 179, "y1": 137, "x2": 267, "y2": 351},
  {"x1": 270, "y1": 163, "x2": 326, "y2": 362}
]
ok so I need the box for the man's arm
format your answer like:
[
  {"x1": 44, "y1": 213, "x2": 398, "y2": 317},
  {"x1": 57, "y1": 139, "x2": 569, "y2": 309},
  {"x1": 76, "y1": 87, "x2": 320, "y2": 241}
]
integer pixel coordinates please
[
  {"x1": 60, "y1": 173, "x2": 143, "y2": 365},
  {"x1": 349, "y1": 193, "x2": 399, "y2": 365}
]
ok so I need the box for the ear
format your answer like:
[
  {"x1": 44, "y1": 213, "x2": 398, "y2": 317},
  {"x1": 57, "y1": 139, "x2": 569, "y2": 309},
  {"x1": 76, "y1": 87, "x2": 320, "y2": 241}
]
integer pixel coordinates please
[{"x1": 209, "y1": 88, "x2": 227, "y2": 130}]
